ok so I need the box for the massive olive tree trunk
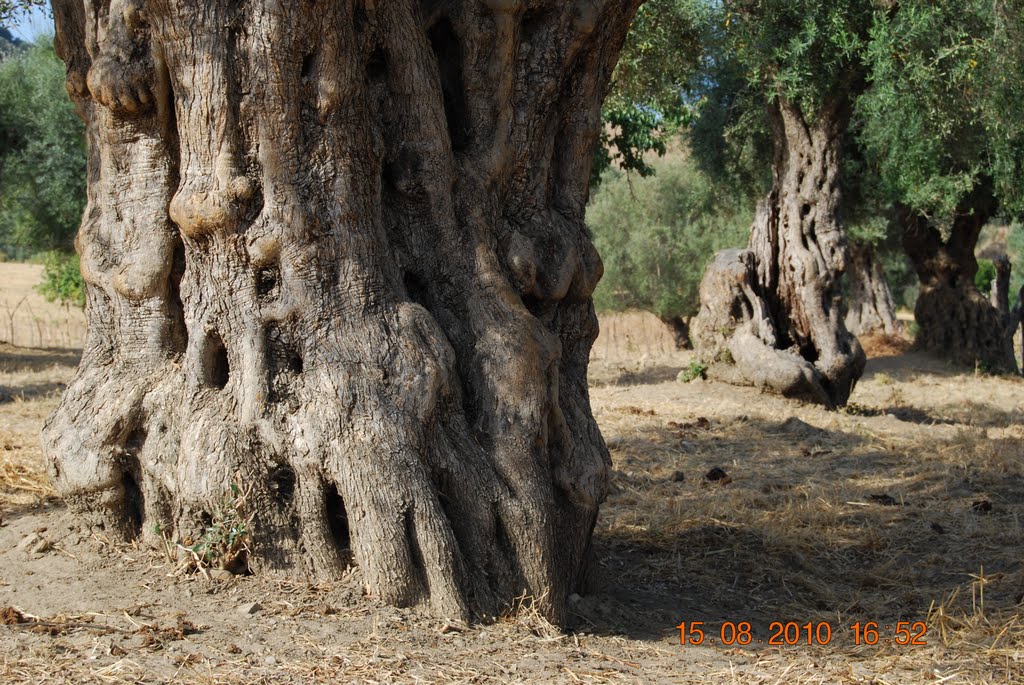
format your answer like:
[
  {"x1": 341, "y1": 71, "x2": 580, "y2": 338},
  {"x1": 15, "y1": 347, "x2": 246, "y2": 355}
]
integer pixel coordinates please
[
  {"x1": 43, "y1": 0, "x2": 641, "y2": 624},
  {"x1": 844, "y1": 242, "x2": 902, "y2": 337},
  {"x1": 900, "y1": 193, "x2": 1018, "y2": 372},
  {"x1": 692, "y1": 98, "x2": 865, "y2": 408}
]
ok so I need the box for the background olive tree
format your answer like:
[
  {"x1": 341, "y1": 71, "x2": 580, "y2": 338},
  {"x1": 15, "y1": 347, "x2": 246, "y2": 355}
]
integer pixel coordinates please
[
  {"x1": 0, "y1": 3, "x2": 87, "y2": 306},
  {"x1": 856, "y1": 0, "x2": 1024, "y2": 371},
  {"x1": 595, "y1": 0, "x2": 1023, "y2": 376}
]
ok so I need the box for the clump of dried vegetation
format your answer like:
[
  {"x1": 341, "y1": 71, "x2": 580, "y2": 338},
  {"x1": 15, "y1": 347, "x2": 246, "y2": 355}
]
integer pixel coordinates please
[{"x1": 857, "y1": 331, "x2": 913, "y2": 359}]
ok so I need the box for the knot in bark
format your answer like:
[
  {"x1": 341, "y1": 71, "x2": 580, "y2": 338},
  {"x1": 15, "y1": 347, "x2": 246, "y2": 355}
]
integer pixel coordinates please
[{"x1": 170, "y1": 177, "x2": 255, "y2": 239}]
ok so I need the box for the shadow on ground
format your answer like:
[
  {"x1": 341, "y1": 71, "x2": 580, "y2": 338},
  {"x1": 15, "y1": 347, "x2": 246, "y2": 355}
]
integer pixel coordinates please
[
  {"x1": 573, "y1": 412, "x2": 1024, "y2": 644},
  {"x1": 591, "y1": 364, "x2": 686, "y2": 387},
  {"x1": 0, "y1": 344, "x2": 78, "y2": 401},
  {"x1": 0, "y1": 345, "x2": 80, "y2": 374},
  {"x1": 846, "y1": 400, "x2": 1024, "y2": 428},
  {"x1": 0, "y1": 381, "x2": 69, "y2": 402},
  {"x1": 863, "y1": 349, "x2": 1024, "y2": 382}
]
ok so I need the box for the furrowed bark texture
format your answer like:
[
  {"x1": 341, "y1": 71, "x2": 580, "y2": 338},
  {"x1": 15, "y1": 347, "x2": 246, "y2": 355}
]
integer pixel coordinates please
[
  {"x1": 900, "y1": 197, "x2": 1018, "y2": 373},
  {"x1": 692, "y1": 99, "x2": 865, "y2": 408},
  {"x1": 43, "y1": 0, "x2": 641, "y2": 623},
  {"x1": 844, "y1": 242, "x2": 902, "y2": 337}
]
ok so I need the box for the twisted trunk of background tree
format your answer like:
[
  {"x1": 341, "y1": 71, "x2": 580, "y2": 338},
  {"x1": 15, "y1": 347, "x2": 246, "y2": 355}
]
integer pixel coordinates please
[
  {"x1": 990, "y1": 256, "x2": 1022, "y2": 369},
  {"x1": 845, "y1": 242, "x2": 902, "y2": 337},
  {"x1": 990, "y1": 254, "x2": 1012, "y2": 316},
  {"x1": 692, "y1": 97, "x2": 865, "y2": 408},
  {"x1": 900, "y1": 190, "x2": 1018, "y2": 373},
  {"x1": 43, "y1": 0, "x2": 641, "y2": 624}
]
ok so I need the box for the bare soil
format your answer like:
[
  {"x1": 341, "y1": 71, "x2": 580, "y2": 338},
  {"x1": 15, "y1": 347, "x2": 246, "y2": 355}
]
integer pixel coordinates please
[{"x1": 1, "y1": 294, "x2": 1022, "y2": 682}]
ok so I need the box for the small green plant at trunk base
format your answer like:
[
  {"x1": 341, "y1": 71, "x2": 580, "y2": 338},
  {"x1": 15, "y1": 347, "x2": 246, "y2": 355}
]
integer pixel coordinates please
[
  {"x1": 155, "y1": 481, "x2": 253, "y2": 576},
  {"x1": 679, "y1": 360, "x2": 708, "y2": 383}
]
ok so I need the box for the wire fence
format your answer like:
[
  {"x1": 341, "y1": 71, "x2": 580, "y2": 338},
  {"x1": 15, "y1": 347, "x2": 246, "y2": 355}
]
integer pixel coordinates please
[{"x1": 0, "y1": 296, "x2": 87, "y2": 349}]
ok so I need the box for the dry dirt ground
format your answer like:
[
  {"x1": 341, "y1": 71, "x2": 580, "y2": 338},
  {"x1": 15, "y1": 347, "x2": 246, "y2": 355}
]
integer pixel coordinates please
[{"x1": 1, "y1": 298, "x2": 1023, "y2": 683}]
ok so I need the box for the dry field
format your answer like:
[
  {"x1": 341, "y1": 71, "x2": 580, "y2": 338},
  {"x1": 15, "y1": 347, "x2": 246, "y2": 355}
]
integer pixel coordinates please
[
  {"x1": 0, "y1": 263, "x2": 87, "y2": 349},
  {"x1": 1, "y1": 288, "x2": 1023, "y2": 682}
]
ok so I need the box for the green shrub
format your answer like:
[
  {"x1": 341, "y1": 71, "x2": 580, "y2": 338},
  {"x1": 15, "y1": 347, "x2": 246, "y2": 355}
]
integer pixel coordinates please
[
  {"x1": 678, "y1": 360, "x2": 708, "y2": 383},
  {"x1": 587, "y1": 149, "x2": 752, "y2": 321},
  {"x1": 37, "y1": 251, "x2": 85, "y2": 308},
  {"x1": 975, "y1": 258, "x2": 996, "y2": 296}
]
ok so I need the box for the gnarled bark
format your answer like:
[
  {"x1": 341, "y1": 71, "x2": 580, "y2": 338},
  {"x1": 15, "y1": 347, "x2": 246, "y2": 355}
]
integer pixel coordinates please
[
  {"x1": 845, "y1": 242, "x2": 902, "y2": 337},
  {"x1": 900, "y1": 194, "x2": 1018, "y2": 373},
  {"x1": 692, "y1": 98, "x2": 865, "y2": 408},
  {"x1": 43, "y1": 0, "x2": 642, "y2": 624}
]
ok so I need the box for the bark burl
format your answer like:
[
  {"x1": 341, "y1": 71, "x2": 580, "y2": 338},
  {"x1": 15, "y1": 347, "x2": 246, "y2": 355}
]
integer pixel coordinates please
[
  {"x1": 43, "y1": 0, "x2": 642, "y2": 624},
  {"x1": 692, "y1": 98, "x2": 865, "y2": 408}
]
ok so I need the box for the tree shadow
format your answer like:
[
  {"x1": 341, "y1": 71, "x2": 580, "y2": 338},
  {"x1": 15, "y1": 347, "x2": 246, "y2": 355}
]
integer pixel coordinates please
[
  {"x1": 572, "y1": 416, "x2": 1024, "y2": 643},
  {"x1": 0, "y1": 499, "x2": 64, "y2": 525},
  {"x1": 0, "y1": 346, "x2": 81, "y2": 374},
  {"x1": 861, "y1": 351, "x2": 964, "y2": 380},
  {"x1": 0, "y1": 345, "x2": 78, "y2": 400},
  {"x1": 847, "y1": 400, "x2": 1024, "y2": 429},
  {"x1": 600, "y1": 365, "x2": 684, "y2": 387},
  {"x1": 0, "y1": 381, "x2": 69, "y2": 402},
  {"x1": 844, "y1": 403, "x2": 961, "y2": 426}
]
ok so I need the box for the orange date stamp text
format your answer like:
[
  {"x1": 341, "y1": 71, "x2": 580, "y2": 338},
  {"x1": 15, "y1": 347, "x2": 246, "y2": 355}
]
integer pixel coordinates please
[{"x1": 676, "y1": 620, "x2": 928, "y2": 647}]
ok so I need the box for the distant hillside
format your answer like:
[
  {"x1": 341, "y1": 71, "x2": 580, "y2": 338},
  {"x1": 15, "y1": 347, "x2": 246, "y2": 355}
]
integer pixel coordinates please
[{"x1": 0, "y1": 27, "x2": 24, "y2": 58}]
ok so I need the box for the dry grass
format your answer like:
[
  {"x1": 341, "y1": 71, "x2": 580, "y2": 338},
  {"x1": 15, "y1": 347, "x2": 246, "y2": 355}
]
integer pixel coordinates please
[
  {"x1": 1, "y1": 313, "x2": 1023, "y2": 683},
  {"x1": 0, "y1": 427, "x2": 54, "y2": 507},
  {"x1": 0, "y1": 263, "x2": 86, "y2": 349},
  {"x1": 588, "y1": 349, "x2": 1024, "y2": 683},
  {"x1": 0, "y1": 343, "x2": 69, "y2": 515},
  {"x1": 858, "y1": 330, "x2": 913, "y2": 358},
  {"x1": 590, "y1": 310, "x2": 681, "y2": 362}
]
